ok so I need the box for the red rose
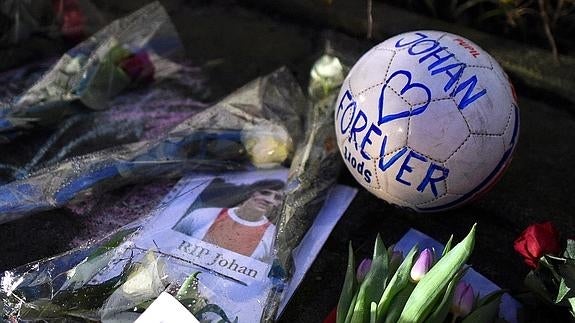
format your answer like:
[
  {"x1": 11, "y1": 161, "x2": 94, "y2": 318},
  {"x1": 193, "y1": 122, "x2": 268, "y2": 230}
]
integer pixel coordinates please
[
  {"x1": 61, "y1": 9, "x2": 85, "y2": 41},
  {"x1": 514, "y1": 221, "x2": 561, "y2": 268},
  {"x1": 52, "y1": 0, "x2": 85, "y2": 42},
  {"x1": 119, "y1": 51, "x2": 155, "y2": 84}
]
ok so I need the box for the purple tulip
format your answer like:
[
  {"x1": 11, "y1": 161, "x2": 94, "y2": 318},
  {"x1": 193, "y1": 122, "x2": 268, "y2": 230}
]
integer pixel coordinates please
[
  {"x1": 356, "y1": 258, "x2": 372, "y2": 283},
  {"x1": 410, "y1": 248, "x2": 433, "y2": 282},
  {"x1": 451, "y1": 281, "x2": 475, "y2": 318}
]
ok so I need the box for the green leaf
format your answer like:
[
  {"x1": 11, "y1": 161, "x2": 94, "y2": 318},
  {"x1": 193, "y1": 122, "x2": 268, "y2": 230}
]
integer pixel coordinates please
[
  {"x1": 376, "y1": 246, "x2": 418, "y2": 319},
  {"x1": 568, "y1": 297, "x2": 575, "y2": 318},
  {"x1": 51, "y1": 264, "x2": 131, "y2": 311},
  {"x1": 370, "y1": 302, "x2": 377, "y2": 323},
  {"x1": 100, "y1": 252, "x2": 167, "y2": 320},
  {"x1": 176, "y1": 272, "x2": 202, "y2": 299},
  {"x1": 540, "y1": 256, "x2": 562, "y2": 281},
  {"x1": 106, "y1": 44, "x2": 131, "y2": 65},
  {"x1": 344, "y1": 293, "x2": 359, "y2": 323},
  {"x1": 18, "y1": 299, "x2": 66, "y2": 320},
  {"x1": 195, "y1": 304, "x2": 237, "y2": 323},
  {"x1": 387, "y1": 245, "x2": 401, "y2": 279},
  {"x1": 557, "y1": 278, "x2": 572, "y2": 303},
  {"x1": 338, "y1": 242, "x2": 357, "y2": 323},
  {"x1": 558, "y1": 262, "x2": 575, "y2": 285},
  {"x1": 58, "y1": 249, "x2": 117, "y2": 292},
  {"x1": 398, "y1": 224, "x2": 477, "y2": 323},
  {"x1": 565, "y1": 240, "x2": 575, "y2": 259},
  {"x1": 462, "y1": 290, "x2": 505, "y2": 323},
  {"x1": 351, "y1": 235, "x2": 389, "y2": 323},
  {"x1": 442, "y1": 235, "x2": 454, "y2": 258},
  {"x1": 524, "y1": 271, "x2": 554, "y2": 303},
  {"x1": 384, "y1": 282, "x2": 416, "y2": 323},
  {"x1": 425, "y1": 269, "x2": 468, "y2": 323},
  {"x1": 80, "y1": 52, "x2": 132, "y2": 109},
  {"x1": 176, "y1": 272, "x2": 207, "y2": 314},
  {"x1": 87, "y1": 228, "x2": 137, "y2": 261}
]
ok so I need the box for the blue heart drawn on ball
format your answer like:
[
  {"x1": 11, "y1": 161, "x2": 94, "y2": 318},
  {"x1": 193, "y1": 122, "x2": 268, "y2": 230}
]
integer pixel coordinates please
[{"x1": 378, "y1": 70, "x2": 431, "y2": 125}]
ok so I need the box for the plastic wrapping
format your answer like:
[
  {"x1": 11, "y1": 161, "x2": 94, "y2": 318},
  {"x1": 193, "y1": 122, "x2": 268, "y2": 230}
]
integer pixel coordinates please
[
  {"x1": 262, "y1": 53, "x2": 347, "y2": 322},
  {"x1": 0, "y1": 2, "x2": 181, "y2": 141},
  {"x1": 0, "y1": 51, "x2": 346, "y2": 322},
  {"x1": 0, "y1": 3, "x2": 349, "y2": 322},
  {"x1": 0, "y1": 1, "x2": 306, "y2": 225},
  {"x1": 0, "y1": 65, "x2": 305, "y2": 224},
  {"x1": 0, "y1": 0, "x2": 106, "y2": 70}
]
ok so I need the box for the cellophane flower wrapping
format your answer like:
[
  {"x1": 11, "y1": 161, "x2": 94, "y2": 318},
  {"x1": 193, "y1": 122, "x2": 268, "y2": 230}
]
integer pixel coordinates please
[
  {"x1": 0, "y1": 3, "x2": 350, "y2": 322},
  {"x1": 0, "y1": 0, "x2": 109, "y2": 71}
]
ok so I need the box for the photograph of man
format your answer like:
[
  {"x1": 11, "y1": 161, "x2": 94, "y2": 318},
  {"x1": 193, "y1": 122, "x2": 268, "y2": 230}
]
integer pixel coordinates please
[{"x1": 172, "y1": 178, "x2": 285, "y2": 261}]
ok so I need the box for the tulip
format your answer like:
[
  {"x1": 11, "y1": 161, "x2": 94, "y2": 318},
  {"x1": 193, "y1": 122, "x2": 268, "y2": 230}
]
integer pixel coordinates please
[
  {"x1": 356, "y1": 258, "x2": 372, "y2": 283},
  {"x1": 388, "y1": 250, "x2": 403, "y2": 277},
  {"x1": 514, "y1": 221, "x2": 561, "y2": 268},
  {"x1": 451, "y1": 281, "x2": 475, "y2": 319},
  {"x1": 410, "y1": 248, "x2": 433, "y2": 282}
]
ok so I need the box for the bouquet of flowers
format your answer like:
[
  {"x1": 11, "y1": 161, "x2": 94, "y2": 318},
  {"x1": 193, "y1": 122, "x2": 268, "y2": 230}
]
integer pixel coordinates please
[
  {"x1": 0, "y1": 1, "x2": 178, "y2": 141},
  {"x1": 329, "y1": 225, "x2": 507, "y2": 323},
  {"x1": 0, "y1": 44, "x2": 348, "y2": 323},
  {"x1": 514, "y1": 221, "x2": 575, "y2": 319}
]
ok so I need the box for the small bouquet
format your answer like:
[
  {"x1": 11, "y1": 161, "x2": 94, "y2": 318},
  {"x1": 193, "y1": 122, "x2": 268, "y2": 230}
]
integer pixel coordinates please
[
  {"x1": 514, "y1": 221, "x2": 575, "y2": 319},
  {"x1": 330, "y1": 225, "x2": 506, "y2": 323},
  {"x1": 0, "y1": 2, "x2": 176, "y2": 140}
]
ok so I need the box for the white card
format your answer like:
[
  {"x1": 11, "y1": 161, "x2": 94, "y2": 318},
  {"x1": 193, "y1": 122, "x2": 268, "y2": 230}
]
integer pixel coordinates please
[{"x1": 135, "y1": 292, "x2": 200, "y2": 323}]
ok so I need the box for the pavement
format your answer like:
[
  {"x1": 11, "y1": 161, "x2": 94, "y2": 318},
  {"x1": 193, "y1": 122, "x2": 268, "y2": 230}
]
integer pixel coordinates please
[{"x1": 1, "y1": 1, "x2": 574, "y2": 322}]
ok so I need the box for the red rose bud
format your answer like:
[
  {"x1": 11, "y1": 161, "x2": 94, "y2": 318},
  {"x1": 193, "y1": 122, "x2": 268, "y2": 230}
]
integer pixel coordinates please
[
  {"x1": 451, "y1": 281, "x2": 475, "y2": 319},
  {"x1": 356, "y1": 258, "x2": 372, "y2": 283},
  {"x1": 119, "y1": 51, "x2": 155, "y2": 84},
  {"x1": 410, "y1": 248, "x2": 433, "y2": 282},
  {"x1": 514, "y1": 221, "x2": 561, "y2": 268}
]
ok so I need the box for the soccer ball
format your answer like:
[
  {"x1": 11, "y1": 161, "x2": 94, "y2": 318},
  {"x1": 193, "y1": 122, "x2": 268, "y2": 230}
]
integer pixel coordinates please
[{"x1": 334, "y1": 30, "x2": 519, "y2": 212}]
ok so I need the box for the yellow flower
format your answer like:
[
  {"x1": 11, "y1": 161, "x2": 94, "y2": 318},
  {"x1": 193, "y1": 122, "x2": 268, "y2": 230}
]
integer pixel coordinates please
[{"x1": 242, "y1": 122, "x2": 293, "y2": 168}]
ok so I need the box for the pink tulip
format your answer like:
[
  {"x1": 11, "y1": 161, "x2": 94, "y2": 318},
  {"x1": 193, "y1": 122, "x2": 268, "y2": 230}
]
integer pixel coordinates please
[
  {"x1": 410, "y1": 248, "x2": 433, "y2": 282},
  {"x1": 356, "y1": 258, "x2": 372, "y2": 283},
  {"x1": 451, "y1": 281, "x2": 475, "y2": 318}
]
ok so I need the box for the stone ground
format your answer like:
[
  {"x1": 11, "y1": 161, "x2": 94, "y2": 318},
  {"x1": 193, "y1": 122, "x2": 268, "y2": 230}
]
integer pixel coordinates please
[{"x1": 1, "y1": 0, "x2": 574, "y2": 322}]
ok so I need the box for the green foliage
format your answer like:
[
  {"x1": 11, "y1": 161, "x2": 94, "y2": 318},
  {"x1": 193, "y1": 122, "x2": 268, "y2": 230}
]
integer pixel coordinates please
[
  {"x1": 426, "y1": 269, "x2": 467, "y2": 323},
  {"x1": 376, "y1": 246, "x2": 418, "y2": 318},
  {"x1": 462, "y1": 290, "x2": 505, "y2": 323},
  {"x1": 336, "y1": 224, "x2": 505, "y2": 323},
  {"x1": 398, "y1": 224, "x2": 476, "y2": 322},
  {"x1": 338, "y1": 243, "x2": 358, "y2": 323},
  {"x1": 527, "y1": 247, "x2": 575, "y2": 317},
  {"x1": 351, "y1": 235, "x2": 389, "y2": 323}
]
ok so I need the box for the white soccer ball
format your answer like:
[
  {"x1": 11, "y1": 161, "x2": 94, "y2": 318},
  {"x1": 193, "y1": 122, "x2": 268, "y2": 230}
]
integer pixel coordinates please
[{"x1": 334, "y1": 30, "x2": 519, "y2": 212}]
